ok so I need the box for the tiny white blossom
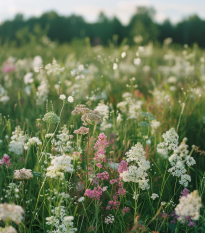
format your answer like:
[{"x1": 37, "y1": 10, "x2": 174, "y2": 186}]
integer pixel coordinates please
[{"x1": 59, "y1": 94, "x2": 66, "y2": 100}]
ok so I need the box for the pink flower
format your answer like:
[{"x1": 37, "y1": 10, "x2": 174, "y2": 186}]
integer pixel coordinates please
[
  {"x1": 96, "y1": 163, "x2": 102, "y2": 168},
  {"x1": 0, "y1": 154, "x2": 12, "y2": 168},
  {"x1": 69, "y1": 135, "x2": 74, "y2": 139},
  {"x1": 85, "y1": 186, "x2": 103, "y2": 200},
  {"x1": 97, "y1": 171, "x2": 109, "y2": 180},
  {"x1": 122, "y1": 207, "x2": 130, "y2": 214},
  {"x1": 118, "y1": 160, "x2": 128, "y2": 173},
  {"x1": 94, "y1": 133, "x2": 109, "y2": 161},
  {"x1": 74, "y1": 126, "x2": 89, "y2": 135},
  {"x1": 117, "y1": 188, "x2": 126, "y2": 196}
]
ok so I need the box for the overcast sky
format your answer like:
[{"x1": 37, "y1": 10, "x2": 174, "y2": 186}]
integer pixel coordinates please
[{"x1": 0, "y1": 0, "x2": 205, "y2": 24}]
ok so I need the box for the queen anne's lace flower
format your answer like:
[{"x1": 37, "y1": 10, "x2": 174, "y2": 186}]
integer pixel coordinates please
[
  {"x1": 14, "y1": 168, "x2": 33, "y2": 180},
  {"x1": 42, "y1": 111, "x2": 60, "y2": 124}
]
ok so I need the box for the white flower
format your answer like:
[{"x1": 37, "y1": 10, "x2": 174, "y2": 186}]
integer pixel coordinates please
[
  {"x1": 161, "y1": 202, "x2": 166, "y2": 206},
  {"x1": 175, "y1": 190, "x2": 202, "y2": 223},
  {"x1": 133, "y1": 192, "x2": 139, "y2": 200},
  {"x1": 64, "y1": 216, "x2": 74, "y2": 221},
  {"x1": 151, "y1": 193, "x2": 159, "y2": 200},
  {"x1": 77, "y1": 197, "x2": 85, "y2": 202},
  {"x1": 59, "y1": 94, "x2": 66, "y2": 100},
  {"x1": 24, "y1": 72, "x2": 34, "y2": 84},
  {"x1": 68, "y1": 96, "x2": 74, "y2": 103}
]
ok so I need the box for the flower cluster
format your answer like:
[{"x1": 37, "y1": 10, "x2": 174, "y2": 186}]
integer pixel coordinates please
[
  {"x1": 120, "y1": 142, "x2": 150, "y2": 190},
  {"x1": 94, "y1": 133, "x2": 109, "y2": 161},
  {"x1": 151, "y1": 193, "x2": 159, "y2": 200},
  {"x1": 85, "y1": 186, "x2": 103, "y2": 200},
  {"x1": 24, "y1": 137, "x2": 42, "y2": 150},
  {"x1": 46, "y1": 154, "x2": 74, "y2": 179},
  {"x1": 0, "y1": 226, "x2": 17, "y2": 233},
  {"x1": 118, "y1": 160, "x2": 128, "y2": 173},
  {"x1": 9, "y1": 126, "x2": 25, "y2": 155},
  {"x1": 157, "y1": 128, "x2": 179, "y2": 158},
  {"x1": 51, "y1": 125, "x2": 73, "y2": 153},
  {"x1": 45, "y1": 59, "x2": 65, "y2": 75},
  {"x1": 95, "y1": 100, "x2": 111, "y2": 131},
  {"x1": 46, "y1": 205, "x2": 77, "y2": 233},
  {"x1": 42, "y1": 111, "x2": 60, "y2": 124},
  {"x1": 105, "y1": 215, "x2": 114, "y2": 224},
  {"x1": 97, "y1": 171, "x2": 109, "y2": 180},
  {"x1": 168, "y1": 138, "x2": 196, "y2": 187},
  {"x1": 0, "y1": 203, "x2": 24, "y2": 223},
  {"x1": 0, "y1": 154, "x2": 12, "y2": 168},
  {"x1": 14, "y1": 168, "x2": 33, "y2": 180},
  {"x1": 175, "y1": 190, "x2": 202, "y2": 223},
  {"x1": 74, "y1": 126, "x2": 89, "y2": 135}
]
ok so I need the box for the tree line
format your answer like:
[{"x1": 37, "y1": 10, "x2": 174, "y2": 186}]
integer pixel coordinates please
[{"x1": 0, "y1": 7, "x2": 205, "y2": 47}]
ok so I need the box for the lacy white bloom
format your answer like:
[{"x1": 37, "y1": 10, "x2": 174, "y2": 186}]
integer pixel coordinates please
[
  {"x1": 0, "y1": 226, "x2": 17, "y2": 233},
  {"x1": 133, "y1": 192, "x2": 139, "y2": 200},
  {"x1": 45, "y1": 59, "x2": 65, "y2": 76},
  {"x1": 168, "y1": 138, "x2": 196, "y2": 187},
  {"x1": 151, "y1": 193, "x2": 159, "y2": 200},
  {"x1": 14, "y1": 168, "x2": 33, "y2": 180},
  {"x1": 24, "y1": 72, "x2": 34, "y2": 84},
  {"x1": 46, "y1": 154, "x2": 74, "y2": 179},
  {"x1": 0, "y1": 203, "x2": 24, "y2": 223},
  {"x1": 175, "y1": 190, "x2": 202, "y2": 223},
  {"x1": 68, "y1": 96, "x2": 74, "y2": 103},
  {"x1": 157, "y1": 128, "x2": 179, "y2": 158},
  {"x1": 46, "y1": 206, "x2": 77, "y2": 233},
  {"x1": 9, "y1": 126, "x2": 25, "y2": 155},
  {"x1": 59, "y1": 94, "x2": 66, "y2": 100},
  {"x1": 77, "y1": 197, "x2": 85, "y2": 202},
  {"x1": 24, "y1": 137, "x2": 42, "y2": 150},
  {"x1": 120, "y1": 143, "x2": 150, "y2": 190}
]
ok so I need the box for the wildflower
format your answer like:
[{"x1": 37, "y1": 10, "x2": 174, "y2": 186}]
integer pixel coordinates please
[
  {"x1": 24, "y1": 137, "x2": 42, "y2": 150},
  {"x1": 161, "y1": 202, "x2": 166, "y2": 206},
  {"x1": 151, "y1": 193, "x2": 159, "y2": 200},
  {"x1": 45, "y1": 59, "x2": 64, "y2": 75},
  {"x1": 118, "y1": 160, "x2": 128, "y2": 173},
  {"x1": 42, "y1": 111, "x2": 60, "y2": 124},
  {"x1": 0, "y1": 203, "x2": 24, "y2": 223},
  {"x1": 85, "y1": 186, "x2": 103, "y2": 200},
  {"x1": 96, "y1": 163, "x2": 102, "y2": 168},
  {"x1": 24, "y1": 72, "x2": 34, "y2": 84},
  {"x1": 9, "y1": 126, "x2": 25, "y2": 155},
  {"x1": 68, "y1": 96, "x2": 74, "y2": 103},
  {"x1": 46, "y1": 154, "x2": 74, "y2": 179},
  {"x1": 0, "y1": 154, "x2": 12, "y2": 168},
  {"x1": 97, "y1": 171, "x2": 109, "y2": 180},
  {"x1": 122, "y1": 207, "x2": 130, "y2": 214},
  {"x1": 64, "y1": 216, "x2": 74, "y2": 221},
  {"x1": 105, "y1": 214, "x2": 114, "y2": 224},
  {"x1": 175, "y1": 190, "x2": 202, "y2": 223},
  {"x1": 81, "y1": 110, "x2": 101, "y2": 125},
  {"x1": 0, "y1": 226, "x2": 17, "y2": 233},
  {"x1": 120, "y1": 143, "x2": 150, "y2": 190},
  {"x1": 59, "y1": 94, "x2": 66, "y2": 100},
  {"x1": 74, "y1": 126, "x2": 89, "y2": 135},
  {"x1": 45, "y1": 133, "x2": 54, "y2": 138},
  {"x1": 14, "y1": 168, "x2": 33, "y2": 180},
  {"x1": 94, "y1": 133, "x2": 109, "y2": 161},
  {"x1": 72, "y1": 105, "x2": 91, "y2": 115},
  {"x1": 133, "y1": 192, "x2": 139, "y2": 200},
  {"x1": 77, "y1": 197, "x2": 85, "y2": 202}
]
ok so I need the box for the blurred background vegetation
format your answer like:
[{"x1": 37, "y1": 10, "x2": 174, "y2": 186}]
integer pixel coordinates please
[{"x1": 0, "y1": 7, "x2": 205, "y2": 47}]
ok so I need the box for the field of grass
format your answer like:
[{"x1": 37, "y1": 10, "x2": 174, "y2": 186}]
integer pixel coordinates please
[{"x1": 0, "y1": 38, "x2": 205, "y2": 233}]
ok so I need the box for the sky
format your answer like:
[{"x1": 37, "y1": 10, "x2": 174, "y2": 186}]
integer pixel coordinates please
[{"x1": 0, "y1": 0, "x2": 205, "y2": 24}]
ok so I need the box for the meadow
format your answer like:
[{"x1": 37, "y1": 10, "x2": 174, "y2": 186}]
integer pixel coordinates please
[{"x1": 0, "y1": 37, "x2": 205, "y2": 233}]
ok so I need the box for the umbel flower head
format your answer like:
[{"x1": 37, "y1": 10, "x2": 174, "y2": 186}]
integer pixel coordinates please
[
  {"x1": 81, "y1": 110, "x2": 101, "y2": 125},
  {"x1": 14, "y1": 168, "x2": 33, "y2": 180},
  {"x1": 0, "y1": 203, "x2": 24, "y2": 223},
  {"x1": 42, "y1": 111, "x2": 60, "y2": 124}
]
